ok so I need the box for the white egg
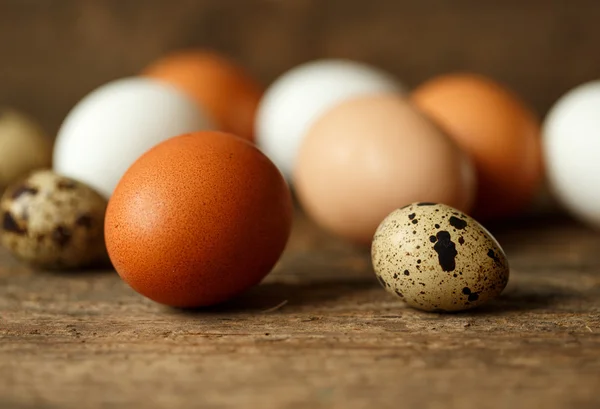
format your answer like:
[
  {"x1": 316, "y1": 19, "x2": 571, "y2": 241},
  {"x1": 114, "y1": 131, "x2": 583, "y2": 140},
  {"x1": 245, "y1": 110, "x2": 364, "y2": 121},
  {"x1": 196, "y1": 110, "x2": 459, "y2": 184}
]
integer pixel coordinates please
[
  {"x1": 53, "y1": 77, "x2": 214, "y2": 198},
  {"x1": 255, "y1": 59, "x2": 403, "y2": 181},
  {"x1": 543, "y1": 80, "x2": 600, "y2": 227}
]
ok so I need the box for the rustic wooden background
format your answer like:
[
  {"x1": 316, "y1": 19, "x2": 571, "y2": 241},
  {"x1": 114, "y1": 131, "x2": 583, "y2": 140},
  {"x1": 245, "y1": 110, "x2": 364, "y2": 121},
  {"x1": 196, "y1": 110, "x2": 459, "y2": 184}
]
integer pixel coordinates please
[{"x1": 1, "y1": 0, "x2": 600, "y2": 136}]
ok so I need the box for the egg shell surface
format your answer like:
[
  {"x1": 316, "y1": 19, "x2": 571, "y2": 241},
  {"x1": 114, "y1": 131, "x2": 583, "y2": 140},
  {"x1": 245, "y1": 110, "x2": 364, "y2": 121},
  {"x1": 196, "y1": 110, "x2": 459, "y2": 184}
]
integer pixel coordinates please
[
  {"x1": 53, "y1": 77, "x2": 214, "y2": 198},
  {"x1": 143, "y1": 50, "x2": 263, "y2": 141},
  {"x1": 293, "y1": 93, "x2": 475, "y2": 245},
  {"x1": 371, "y1": 202, "x2": 510, "y2": 312},
  {"x1": 411, "y1": 73, "x2": 542, "y2": 220},
  {"x1": 104, "y1": 131, "x2": 293, "y2": 308},
  {"x1": 1, "y1": 170, "x2": 108, "y2": 269},
  {"x1": 255, "y1": 59, "x2": 403, "y2": 181},
  {"x1": 543, "y1": 80, "x2": 600, "y2": 228}
]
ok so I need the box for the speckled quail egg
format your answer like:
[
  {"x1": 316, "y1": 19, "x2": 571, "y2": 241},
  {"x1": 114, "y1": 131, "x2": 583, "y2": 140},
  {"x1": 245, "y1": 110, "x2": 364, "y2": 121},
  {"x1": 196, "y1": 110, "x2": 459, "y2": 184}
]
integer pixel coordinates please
[
  {"x1": 371, "y1": 202, "x2": 509, "y2": 312},
  {"x1": 1, "y1": 170, "x2": 108, "y2": 269},
  {"x1": 0, "y1": 108, "x2": 52, "y2": 194}
]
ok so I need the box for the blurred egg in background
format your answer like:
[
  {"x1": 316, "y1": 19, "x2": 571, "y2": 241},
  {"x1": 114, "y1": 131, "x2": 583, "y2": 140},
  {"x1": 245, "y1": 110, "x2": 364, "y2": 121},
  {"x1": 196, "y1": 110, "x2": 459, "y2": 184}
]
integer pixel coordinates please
[
  {"x1": 53, "y1": 77, "x2": 214, "y2": 198},
  {"x1": 255, "y1": 59, "x2": 404, "y2": 181},
  {"x1": 543, "y1": 80, "x2": 600, "y2": 228},
  {"x1": 0, "y1": 108, "x2": 52, "y2": 194},
  {"x1": 143, "y1": 49, "x2": 263, "y2": 141},
  {"x1": 411, "y1": 73, "x2": 543, "y2": 221},
  {"x1": 293, "y1": 93, "x2": 475, "y2": 245},
  {"x1": 1, "y1": 170, "x2": 108, "y2": 270}
]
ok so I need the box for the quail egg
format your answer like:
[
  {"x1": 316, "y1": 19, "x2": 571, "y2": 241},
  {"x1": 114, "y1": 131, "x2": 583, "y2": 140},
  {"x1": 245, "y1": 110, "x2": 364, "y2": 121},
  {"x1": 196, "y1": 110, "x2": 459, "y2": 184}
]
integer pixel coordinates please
[
  {"x1": 371, "y1": 202, "x2": 510, "y2": 312},
  {"x1": 1, "y1": 170, "x2": 108, "y2": 269}
]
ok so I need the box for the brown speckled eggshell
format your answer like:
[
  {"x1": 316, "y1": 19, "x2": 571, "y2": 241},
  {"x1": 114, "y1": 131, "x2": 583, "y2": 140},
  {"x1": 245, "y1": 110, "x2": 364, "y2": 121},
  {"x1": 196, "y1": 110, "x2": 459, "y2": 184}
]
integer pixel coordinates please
[
  {"x1": 1, "y1": 170, "x2": 108, "y2": 269},
  {"x1": 371, "y1": 202, "x2": 509, "y2": 312},
  {"x1": 104, "y1": 131, "x2": 293, "y2": 308}
]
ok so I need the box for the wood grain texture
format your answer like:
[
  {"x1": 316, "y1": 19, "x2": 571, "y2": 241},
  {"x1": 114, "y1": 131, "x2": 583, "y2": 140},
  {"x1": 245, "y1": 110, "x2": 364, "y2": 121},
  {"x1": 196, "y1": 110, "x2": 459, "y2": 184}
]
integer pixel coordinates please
[
  {"x1": 1, "y1": 211, "x2": 599, "y2": 409},
  {"x1": 1, "y1": 0, "x2": 600, "y2": 135}
]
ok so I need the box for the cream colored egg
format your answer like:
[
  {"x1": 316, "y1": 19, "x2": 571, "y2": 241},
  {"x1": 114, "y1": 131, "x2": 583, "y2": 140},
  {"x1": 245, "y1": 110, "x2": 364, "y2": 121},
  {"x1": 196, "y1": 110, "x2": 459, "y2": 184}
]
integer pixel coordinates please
[
  {"x1": 371, "y1": 202, "x2": 509, "y2": 312},
  {"x1": 0, "y1": 109, "x2": 52, "y2": 193},
  {"x1": 1, "y1": 170, "x2": 108, "y2": 269},
  {"x1": 294, "y1": 93, "x2": 476, "y2": 245}
]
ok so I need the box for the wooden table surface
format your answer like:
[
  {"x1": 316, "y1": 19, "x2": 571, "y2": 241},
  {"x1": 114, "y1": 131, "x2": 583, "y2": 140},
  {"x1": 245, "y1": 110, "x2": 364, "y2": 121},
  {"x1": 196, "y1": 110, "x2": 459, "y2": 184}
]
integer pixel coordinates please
[{"x1": 1, "y1": 209, "x2": 599, "y2": 409}]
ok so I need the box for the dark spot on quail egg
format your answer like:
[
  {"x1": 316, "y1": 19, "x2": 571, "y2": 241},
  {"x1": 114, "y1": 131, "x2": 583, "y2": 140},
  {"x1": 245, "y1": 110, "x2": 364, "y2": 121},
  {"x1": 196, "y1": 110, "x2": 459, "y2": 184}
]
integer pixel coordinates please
[
  {"x1": 75, "y1": 214, "x2": 93, "y2": 229},
  {"x1": 487, "y1": 249, "x2": 502, "y2": 265},
  {"x1": 11, "y1": 185, "x2": 38, "y2": 199},
  {"x1": 449, "y1": 216, "x2": 468, "y2": 230},
  {"x1": 56, "y1": 179, "x2": 77, "y2": 190},
  {"x1": 433, "y1": 231, "x2": 457, "y2": 272},
  {"x1": 2, "y1": 212, "x2": 26, "y2": 235},
  {"x1": 52, "y1": 226, "x2": 72, "y2": 248}
]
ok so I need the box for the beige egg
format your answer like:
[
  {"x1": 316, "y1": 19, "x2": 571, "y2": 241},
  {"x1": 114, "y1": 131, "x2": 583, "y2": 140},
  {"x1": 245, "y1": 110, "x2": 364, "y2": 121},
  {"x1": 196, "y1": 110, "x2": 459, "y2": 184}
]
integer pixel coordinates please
[
  {"x1": 1, "y1": 170, "x2": 108, "y2": 269},
  {"x1": 0, "y1": 108, "x2": 52, "y2": 193},
  {"x1": 293, "y1": 93, "x2": 475, "y2": 245},
  {"x1": 371, "y1": 202, "x2": 509, "y2": 312}
]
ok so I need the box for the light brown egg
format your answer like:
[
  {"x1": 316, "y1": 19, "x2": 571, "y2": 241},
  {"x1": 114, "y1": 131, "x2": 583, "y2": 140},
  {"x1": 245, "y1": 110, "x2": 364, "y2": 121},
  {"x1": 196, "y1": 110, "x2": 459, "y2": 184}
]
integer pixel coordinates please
[
  {"x1": 372, "y1": 202, "x2": 510, "y2": 312},
  {"x1": 1, "y1": 170, "x2": 108, "y2": 269},
  {"x1": 293, "y1": 93, "x2": 475, "y2": 245},
  {"x1": 104, "y1": 132, "x2": 293, "y2": 308},
  {"x1": 411, "y1": 73, "x2": 543, "y2": 220},
  {"x1": 142, "y1": 50, "x2": 263, "y2": 141},
  {"x1": 0, "y1": 108, "x2": 52, "y2": 194}
]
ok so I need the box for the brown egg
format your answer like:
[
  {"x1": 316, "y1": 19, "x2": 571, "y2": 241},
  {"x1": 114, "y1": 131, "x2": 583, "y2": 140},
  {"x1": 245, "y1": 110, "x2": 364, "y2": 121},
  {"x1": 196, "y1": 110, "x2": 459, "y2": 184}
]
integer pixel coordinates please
[
  {"x1": 142, "y1": 50, "x2": 263, "y2": 141},
  {"x1": 104, "y1": 132, "x2": 293, "y2": 307},
  {"x1": 293, "y1": 93, "x2": 475, "y2": 246},
  {"x1": 411, "y1": 73, "x2": 543, "y2": 220}
]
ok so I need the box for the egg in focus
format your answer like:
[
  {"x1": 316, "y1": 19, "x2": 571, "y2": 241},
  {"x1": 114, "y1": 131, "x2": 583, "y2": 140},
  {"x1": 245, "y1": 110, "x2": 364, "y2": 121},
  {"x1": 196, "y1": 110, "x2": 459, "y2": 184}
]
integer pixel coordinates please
[
  {"x1": 411, "y1": 73, "x2": 543, "y2": 220},
  {"x1": 293, "y1": 93, "x2": 476, "y2": 245},
  {"x1": 53, "y1": 77, "x2": 214, "y2": 198},
  {"x1": 372, "y1": 202, "x2": 510, "y2": 312},
  {"x1": 255, "y1": 59, "x2": 404, "y2": 181},
  {"x1": 104, "y1": 131, "x2": 293, "y2": 308},
  {"x1": 143, "y1": 49, "x2": 263, "y2": 141}
]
